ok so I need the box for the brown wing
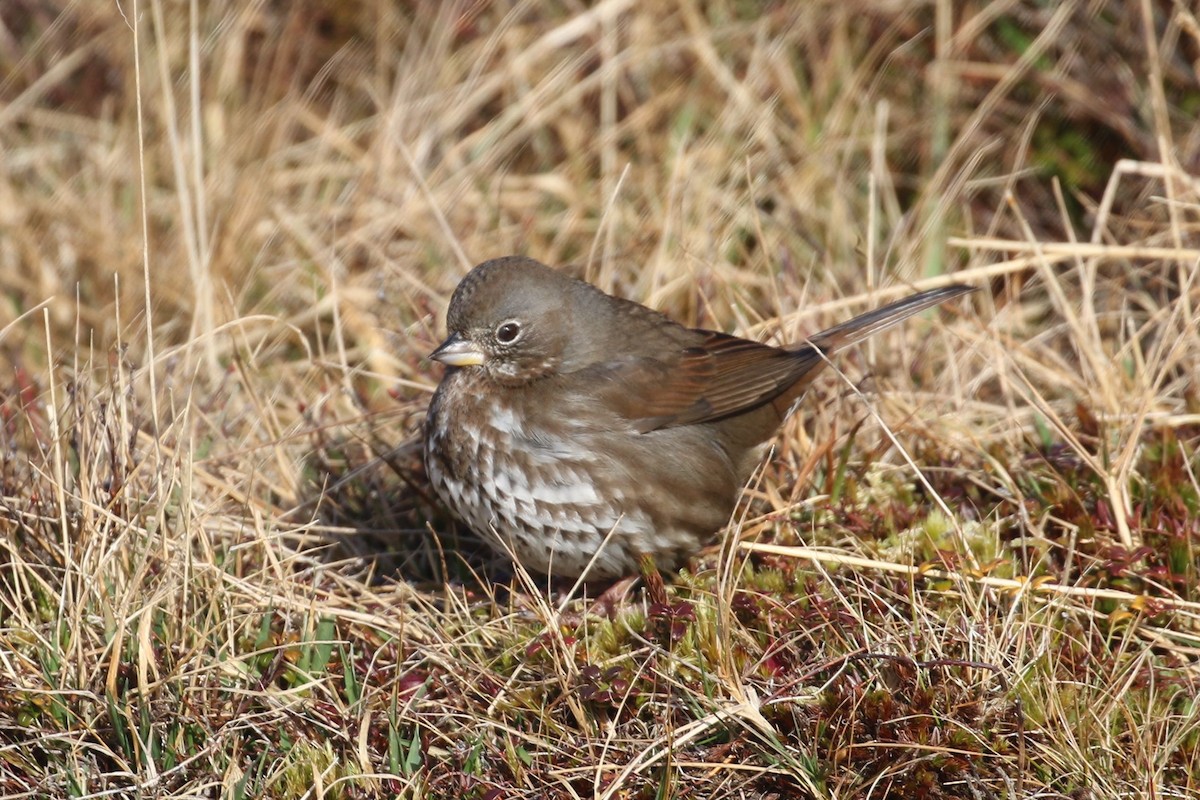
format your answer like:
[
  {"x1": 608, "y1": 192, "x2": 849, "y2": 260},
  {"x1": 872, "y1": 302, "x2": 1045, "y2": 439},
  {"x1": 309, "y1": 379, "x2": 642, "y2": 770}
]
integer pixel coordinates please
[
  {"x1": 596, "y1": 331, "x2": 822, "y2": 433},
  {"x1": 594, "y1": 284, "x2": 974, "y2": 433}
]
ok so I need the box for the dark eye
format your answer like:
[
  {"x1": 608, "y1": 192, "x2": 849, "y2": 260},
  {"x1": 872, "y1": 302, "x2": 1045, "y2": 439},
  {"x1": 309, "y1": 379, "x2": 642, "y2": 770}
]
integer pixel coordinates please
[{"x1": 495, "y1": 321, "x2": 522, "y2": 344}]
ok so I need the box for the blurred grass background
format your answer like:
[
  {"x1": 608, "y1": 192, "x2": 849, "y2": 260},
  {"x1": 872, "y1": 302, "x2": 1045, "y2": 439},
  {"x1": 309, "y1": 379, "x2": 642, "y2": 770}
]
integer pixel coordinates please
[{"x1": 1, "y1": 1, "x2": 1199, "y2": 797}]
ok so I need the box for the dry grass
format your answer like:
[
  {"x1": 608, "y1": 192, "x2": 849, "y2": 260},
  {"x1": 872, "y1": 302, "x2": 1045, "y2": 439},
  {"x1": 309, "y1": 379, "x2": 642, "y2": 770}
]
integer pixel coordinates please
[{"x1": 1, "y1": 1, "x2": 1199, "y2": 797}]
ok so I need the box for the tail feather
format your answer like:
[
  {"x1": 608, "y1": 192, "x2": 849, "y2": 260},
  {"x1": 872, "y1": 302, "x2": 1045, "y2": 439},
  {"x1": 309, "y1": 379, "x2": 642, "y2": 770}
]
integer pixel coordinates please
[
  {"x1": 803, "y1": 284, "x2": 976, "y2": 355},
  {"x1": 765, "y1": 283, "x2": 976, "y2": 422}
]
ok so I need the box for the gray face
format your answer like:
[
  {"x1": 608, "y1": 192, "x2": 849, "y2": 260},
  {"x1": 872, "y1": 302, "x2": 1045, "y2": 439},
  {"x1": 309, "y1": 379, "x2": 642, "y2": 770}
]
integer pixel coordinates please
[{"x1": 437, "y1": 257, "x2": 579, "y2": 384}]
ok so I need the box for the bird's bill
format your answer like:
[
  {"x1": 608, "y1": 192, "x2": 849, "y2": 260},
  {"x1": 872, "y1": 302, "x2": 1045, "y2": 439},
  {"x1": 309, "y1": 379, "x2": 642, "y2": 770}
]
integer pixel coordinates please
[{"x1": 429, "y1": 332, "x2": 486, "y2": 367}]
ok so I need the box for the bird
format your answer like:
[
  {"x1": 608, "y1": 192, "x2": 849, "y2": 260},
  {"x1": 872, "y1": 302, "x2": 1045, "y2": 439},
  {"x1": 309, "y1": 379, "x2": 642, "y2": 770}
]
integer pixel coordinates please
[{"x1": 424, "y1": 256, "x2": 973, "y2": 580}]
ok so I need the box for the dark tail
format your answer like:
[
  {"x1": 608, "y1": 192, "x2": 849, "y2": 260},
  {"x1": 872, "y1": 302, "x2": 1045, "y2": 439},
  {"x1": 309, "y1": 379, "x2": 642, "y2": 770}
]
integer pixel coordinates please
[
  {"x1": 765, "y1": 284, "x2": 975, "y2": 421},
  {"x1": 802, "y1": 284, "x2": 976, "y2": 354}
]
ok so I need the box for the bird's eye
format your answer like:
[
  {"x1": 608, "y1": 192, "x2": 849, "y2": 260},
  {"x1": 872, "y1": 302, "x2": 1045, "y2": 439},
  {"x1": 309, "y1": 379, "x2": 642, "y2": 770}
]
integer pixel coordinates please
[{"x1": 495, "y1": 320, "x2": 522, "y2": 344}]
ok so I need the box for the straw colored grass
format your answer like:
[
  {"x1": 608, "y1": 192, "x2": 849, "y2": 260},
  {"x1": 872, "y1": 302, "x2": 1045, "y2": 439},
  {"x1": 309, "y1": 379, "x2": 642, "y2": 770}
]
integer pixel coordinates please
[{"x1": 1, "y1": 1, "x2": 1198, "y2": 797}]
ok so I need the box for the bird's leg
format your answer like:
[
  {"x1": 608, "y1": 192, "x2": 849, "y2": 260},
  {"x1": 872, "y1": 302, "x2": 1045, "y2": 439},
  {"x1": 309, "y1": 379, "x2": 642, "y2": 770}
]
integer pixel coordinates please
[
  {"x1": 638, "y1": 553, "x2": 669, "y2": 607},
  {"x1": 585, "y1": 575, "x2": 639, "y2": 619}
]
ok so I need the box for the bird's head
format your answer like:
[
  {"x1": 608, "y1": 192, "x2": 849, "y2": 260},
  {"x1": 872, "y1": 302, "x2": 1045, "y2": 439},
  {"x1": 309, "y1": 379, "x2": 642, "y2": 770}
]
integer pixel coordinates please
[{"x1": 430, "y1": 256, "x2": 588, "y2": 384}]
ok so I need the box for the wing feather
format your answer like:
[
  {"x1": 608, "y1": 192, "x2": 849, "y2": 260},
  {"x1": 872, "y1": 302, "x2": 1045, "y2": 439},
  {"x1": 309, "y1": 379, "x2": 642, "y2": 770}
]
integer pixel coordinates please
[{"x1": 587, "y1": 284, "x2": 974, "y2": 433}]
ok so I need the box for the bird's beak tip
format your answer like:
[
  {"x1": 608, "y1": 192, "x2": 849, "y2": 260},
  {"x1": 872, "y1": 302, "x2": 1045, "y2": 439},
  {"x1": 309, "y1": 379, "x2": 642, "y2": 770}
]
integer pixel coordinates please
[{"x1": 429, "y1": 333, "x2": 486, "y2": 367}]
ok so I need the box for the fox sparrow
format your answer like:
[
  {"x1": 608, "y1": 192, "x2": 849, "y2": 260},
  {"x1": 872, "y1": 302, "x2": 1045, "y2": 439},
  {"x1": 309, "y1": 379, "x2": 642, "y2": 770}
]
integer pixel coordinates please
[{"x1": 424, "y1": 256, "x2": 972, "y2": 579}]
